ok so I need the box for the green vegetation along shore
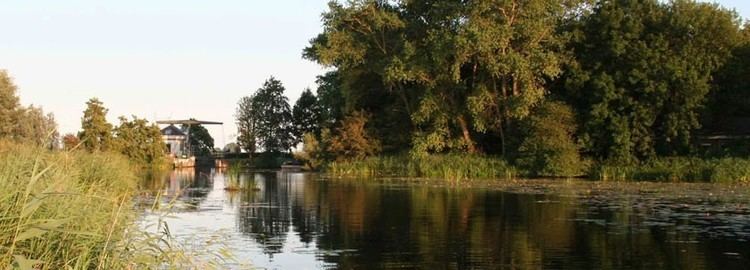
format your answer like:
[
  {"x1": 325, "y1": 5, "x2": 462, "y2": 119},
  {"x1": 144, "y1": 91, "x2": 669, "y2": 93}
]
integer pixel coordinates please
[
  {"x1": 324, "y1": 154, "x2": 750, "y2": 184},
  {"x1": 0, "y1": 141, "x2": 137, "y2": 268},
  {"x1": 0, "y1": 142, "x2": 230, "y2": 269},
  {"x1": 227, "y1": 0, "x2": 750, "y2": 184}
]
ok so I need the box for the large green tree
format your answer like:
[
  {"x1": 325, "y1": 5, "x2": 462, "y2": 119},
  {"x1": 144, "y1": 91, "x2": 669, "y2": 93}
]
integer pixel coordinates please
[
  {"x1": 236, "y1": 95, "x2": 259, "y2": 153},
  {"x1": 305, "y1": 0, "x2": 580, "y2": 155},
  {"x1": 236, "y1": 77, "x2": 294, "y2": 153},
  {"x1": 707, "y1": 24, "x2": 750, "y2": 131},
  {"x1": 113, "y1": 116, "x2": 166, "y2": 166},
  {"x1": 292, "y1": 88, "x2": 321, "y2": 143},
  {"x1": 562, "y1": 0, "x2": 742, "y2": 162},
  {"x1": 78, "y1": 98, "x2": 114, "y2": 152},
  {"x1": 315, "y1": 71, "x2": 345, "y2": 128},
  {"x1": 181, "y1": 123, "x2": 214, "y2": 156}
]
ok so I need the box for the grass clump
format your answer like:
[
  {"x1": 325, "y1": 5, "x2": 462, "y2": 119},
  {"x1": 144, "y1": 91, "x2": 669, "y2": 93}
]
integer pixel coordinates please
[
  {"x1": 0, "y1": 141, "x2": 241, "y2": 269},
  {"x1": 0, "y1": 141, "x2": 137, "y2": 269},
  {"x1": 591, "y1": 157, "x2": 750, "y2": 183},
  {"x1": 326, "y1": 154, "x2": 516, "y2": 180}
]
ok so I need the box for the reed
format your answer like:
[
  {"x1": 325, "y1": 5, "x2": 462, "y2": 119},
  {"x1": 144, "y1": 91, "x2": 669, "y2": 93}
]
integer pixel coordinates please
[
  {"x1": 591, "y1": 157, "x2": 750, "y2": 183},
  {"x1": 0, "y1": 141, "x2": 137, "y2": 269},
  {"x1": 0, "y1": 141, "x2": 241, "y2": 269},
  {"x1": 326, "y1": 154, "x2": 517, "y2": 180}
]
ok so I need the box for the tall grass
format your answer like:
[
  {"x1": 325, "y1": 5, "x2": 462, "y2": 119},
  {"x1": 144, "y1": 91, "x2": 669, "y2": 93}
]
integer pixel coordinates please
[
  {"x1": 591, "y1": 157, "x2": 750, "y2": 183},
  {"x1": 0, "y1": 141, "x2": 241, "y2": 269},
  {"x1": 0, "y1": 141, "x2": 138, "y2": 269},
  {"x1": 326, "y1": 154, "x2": 517, "y2": 180}
]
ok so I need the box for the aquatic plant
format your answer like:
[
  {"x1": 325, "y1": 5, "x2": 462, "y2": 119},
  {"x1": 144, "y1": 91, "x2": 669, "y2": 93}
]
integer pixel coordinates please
[
  {"x1": 591, "y1": 157, "x2": 750, "y2": 183},
  {"x1": 326, "y1": 154, "x2": 516, "y2": 181},
  {"x1": 224, "y1": 163, "x2": 244, "y2": 191}
]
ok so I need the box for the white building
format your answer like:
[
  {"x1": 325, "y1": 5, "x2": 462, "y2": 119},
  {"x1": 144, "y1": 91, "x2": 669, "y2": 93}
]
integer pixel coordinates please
[{"x1": 161, "y1": 124, "x2": 187, "y2": 157}]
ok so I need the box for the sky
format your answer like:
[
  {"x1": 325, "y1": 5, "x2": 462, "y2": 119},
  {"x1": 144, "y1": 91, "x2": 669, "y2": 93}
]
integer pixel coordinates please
[{"x1": 0, "y1": 0, "x2": 748, "y2": 147}]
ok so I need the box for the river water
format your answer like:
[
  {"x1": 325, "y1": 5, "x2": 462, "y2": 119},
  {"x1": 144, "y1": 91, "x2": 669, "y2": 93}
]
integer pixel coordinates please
[{"x1": 141, "y1": 167, "x2": 750, "y2": 269}]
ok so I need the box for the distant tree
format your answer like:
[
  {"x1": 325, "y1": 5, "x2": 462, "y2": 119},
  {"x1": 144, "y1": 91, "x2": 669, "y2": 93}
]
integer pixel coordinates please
[
  {"x1": 563, "y1": 0, "x2": 742, "y2": 162},
  {"x1": 113, "y1": 116, "x2": 166, "y2": 166},
  {"x1": 15, "y1": 105, "x2": 58, "y2": 148},
  {"x1": 224, "y1": 142, "x2": 241, "y2": 153},
  {"x1": 62, "y1": 133, "x2": 81, "y2": 150},
  {"x1": 0, "y1": 70, "x2": 21, "y2": 138},
  {"x1": 181, "y1": 123, "x2": 214, "y2": 156},
  {"x1": 78, "y1": 98, "x2": 114, "y2": 152},
  {"x1": 292, "y1": 88, "x2": 321, "y2": 143},
  {"x1": 238, "y1": 77, "x2": 294, "y2": 153},
  {"x1": 236, "y1": 95, "x2": 259, "y2": 154},
  {"x1": 0, "y1": 70, "x2": 58, "y2": 147}
]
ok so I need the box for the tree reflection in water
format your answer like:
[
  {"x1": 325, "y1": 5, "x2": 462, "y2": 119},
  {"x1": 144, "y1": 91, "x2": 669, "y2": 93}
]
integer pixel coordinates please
[{"x1": 145, "y1": 170, "x2": 750, "y2": 269}]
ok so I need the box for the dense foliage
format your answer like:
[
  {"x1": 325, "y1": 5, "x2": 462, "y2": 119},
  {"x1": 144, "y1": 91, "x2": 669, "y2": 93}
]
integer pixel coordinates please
[
  {"x1": 235, "y1": 95, "x2": 259, "y2": 154},
  {"x1": 78, "y1": 98, "x2": 115, "y2": 152},
  {"x1": 0, "y1": 70, "x2": 58, "y2": 147},
  {"x1": 326, "y1": 111, "x2": 381, "y2": 160},
  {"x1": 291, "y1": 0, "x2": 750, "y2": 179},
  {"x1": 516, "y1": 101, "x2": 585, "y2": 177},
  {"x1": 77, "y1": 99, "x2": 167, "y2": 168},
  {"x1": 562, "y1": 0, "x2": 743, "y2": 162},
  {"x1": 236, "y1": 77, "x2": 294, "y2": 153},
  {"x1": 114, "y1": 116, "x2": 168, "y2": 167},
  {"x1": 291, "y1": 88, "x2": 321, "y2": 142},
  {"x1": 181, "y1": 123, "x2": 215, "y2": 156}
]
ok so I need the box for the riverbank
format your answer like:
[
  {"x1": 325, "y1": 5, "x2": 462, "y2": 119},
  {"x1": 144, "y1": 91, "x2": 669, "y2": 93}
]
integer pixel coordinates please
[
  {"x1": 324, "y1": 154, "x2": 750, "y2": 184},
  {"x1": 0, "y1": 142, "x2": 232, "y2": 269}
]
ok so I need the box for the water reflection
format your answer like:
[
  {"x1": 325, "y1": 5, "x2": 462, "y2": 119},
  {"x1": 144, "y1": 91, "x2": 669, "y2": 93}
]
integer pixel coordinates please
[{"x1": 145, "y1": 169, "x2": 750, "y2": 269}]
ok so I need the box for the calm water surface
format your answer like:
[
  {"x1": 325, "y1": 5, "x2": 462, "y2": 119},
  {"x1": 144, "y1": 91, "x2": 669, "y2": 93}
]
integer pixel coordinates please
[{"x1": 141, "y1": 168, "x2": 750, "y2": 269}]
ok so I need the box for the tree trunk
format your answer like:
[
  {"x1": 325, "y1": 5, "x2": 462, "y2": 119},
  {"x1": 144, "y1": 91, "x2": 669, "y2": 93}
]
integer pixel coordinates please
[{"x1": 457, "y1": 115, "x2": 477, "y2": 153}]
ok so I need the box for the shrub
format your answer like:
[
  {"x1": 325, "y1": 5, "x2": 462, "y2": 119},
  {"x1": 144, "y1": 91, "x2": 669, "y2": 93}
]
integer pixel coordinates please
[
  {"x1": 327, "y1": 111, "x2": 381, "y2": 160},
  {"x1": 295, "y1": 132, "x2": 328, "y2": 170},
  {"x1": 516, "y1": 101, "x2": 586, "y2": 177}
]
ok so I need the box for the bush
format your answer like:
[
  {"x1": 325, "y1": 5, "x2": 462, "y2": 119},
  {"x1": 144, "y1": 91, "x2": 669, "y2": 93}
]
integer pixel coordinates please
[
  {"x1": 295, "y1": 132, "x2": 328, "y2": 170},
  {"x1": 327, "y1": 111, "x2": 381, "y2": 160},
  {"x1": 516, "y1": 101, "x2": 586, "y2": 177}
]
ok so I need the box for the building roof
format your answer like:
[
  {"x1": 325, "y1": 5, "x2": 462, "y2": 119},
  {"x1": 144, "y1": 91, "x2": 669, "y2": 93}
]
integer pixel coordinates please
[
  {"x1": 156, "y1": 119, "x2": 223, "y2": 125},
  {"x1": 161, "y1": 125, "x2": 186, "y2": 136}
]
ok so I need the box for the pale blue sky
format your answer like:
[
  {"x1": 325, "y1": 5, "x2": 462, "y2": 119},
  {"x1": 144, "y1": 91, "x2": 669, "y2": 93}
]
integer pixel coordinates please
[{"x1": 1, "y1": 0, "x2": 747, "y2": 146}]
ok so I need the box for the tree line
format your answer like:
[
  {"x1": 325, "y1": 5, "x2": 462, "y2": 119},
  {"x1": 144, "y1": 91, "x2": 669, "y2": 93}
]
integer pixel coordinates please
[
  {"x1": 233, "y1": 0, "x2": 750, "y2": 175},
  {"x1": 0, "y1": 71, "x2": 215, "y2": 167}
]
